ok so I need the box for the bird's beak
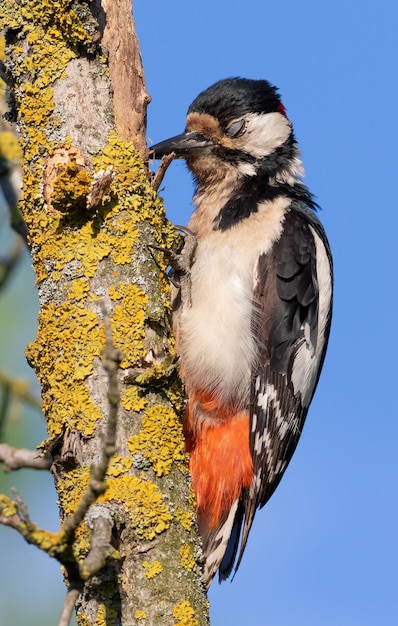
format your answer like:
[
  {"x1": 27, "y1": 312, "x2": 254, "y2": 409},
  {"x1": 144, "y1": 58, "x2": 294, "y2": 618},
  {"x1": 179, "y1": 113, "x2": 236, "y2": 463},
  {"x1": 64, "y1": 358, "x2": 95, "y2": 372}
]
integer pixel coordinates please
[{"x1": 151, "y1": 131, "x2": 214, "y2": 159}]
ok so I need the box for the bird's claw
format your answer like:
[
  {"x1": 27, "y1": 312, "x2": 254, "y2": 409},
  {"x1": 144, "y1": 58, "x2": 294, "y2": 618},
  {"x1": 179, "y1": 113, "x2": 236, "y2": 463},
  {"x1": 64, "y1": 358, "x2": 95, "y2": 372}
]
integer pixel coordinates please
[{"x1": 149, "y1": 226, "x2": 197, "y2": 307}]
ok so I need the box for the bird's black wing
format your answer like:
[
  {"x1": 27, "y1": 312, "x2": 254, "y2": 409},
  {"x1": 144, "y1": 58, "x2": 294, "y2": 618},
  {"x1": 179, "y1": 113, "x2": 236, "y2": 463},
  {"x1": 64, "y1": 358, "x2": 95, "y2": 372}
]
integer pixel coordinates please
[{"x1": 228, "y1": 206, "x2": 333, "y2": 576}]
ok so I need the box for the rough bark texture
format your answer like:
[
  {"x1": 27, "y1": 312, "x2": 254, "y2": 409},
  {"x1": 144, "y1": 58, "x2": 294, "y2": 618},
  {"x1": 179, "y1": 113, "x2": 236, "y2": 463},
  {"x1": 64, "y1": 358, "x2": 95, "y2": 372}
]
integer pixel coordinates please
[
  {"x1": 101, "y1": 0, "x2": 150, "y2": 159},
  {"x1": 0, "y1": 2, "x2": 209, "y2": 625}
]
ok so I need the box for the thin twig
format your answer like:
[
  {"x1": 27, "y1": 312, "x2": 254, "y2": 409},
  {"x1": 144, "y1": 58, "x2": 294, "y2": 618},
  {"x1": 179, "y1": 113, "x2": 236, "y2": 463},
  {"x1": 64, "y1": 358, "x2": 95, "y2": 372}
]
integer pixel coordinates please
[
  {"x1": 165, "y1": 226, "x2": 197, "y2": 308},
  {"x1": 151, "y1": 152, "x2": 175, "y2": 192},
  {"x1": 0, "y1": 444, "x2": 51, "y2": 472},
  {"x1": 0, "y1": 308, "x2": 121, "y2": 610},
  {"x1": 58, "y1": 587, "x2": 80, "y2": 626},
  {"x1": 11, "y1": 487, "x2": 32, "y2": 524},
  {"x1": 82, "y1": 504, "x2": 114, "y2": 578}
]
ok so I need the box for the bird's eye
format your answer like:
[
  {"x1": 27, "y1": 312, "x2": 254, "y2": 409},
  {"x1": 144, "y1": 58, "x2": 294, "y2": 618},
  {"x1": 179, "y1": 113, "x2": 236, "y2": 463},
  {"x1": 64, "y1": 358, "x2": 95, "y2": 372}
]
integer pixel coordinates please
[{"x1": 226, "y1": 119, "x2": 246, "y2": 138}]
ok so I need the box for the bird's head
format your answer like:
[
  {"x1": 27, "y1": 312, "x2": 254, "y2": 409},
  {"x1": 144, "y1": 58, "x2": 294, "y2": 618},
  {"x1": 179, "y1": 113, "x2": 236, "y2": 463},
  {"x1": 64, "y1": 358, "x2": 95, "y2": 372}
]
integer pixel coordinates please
[{"x1": 151, "y1": 78, "x2": 302, "y2": 187}]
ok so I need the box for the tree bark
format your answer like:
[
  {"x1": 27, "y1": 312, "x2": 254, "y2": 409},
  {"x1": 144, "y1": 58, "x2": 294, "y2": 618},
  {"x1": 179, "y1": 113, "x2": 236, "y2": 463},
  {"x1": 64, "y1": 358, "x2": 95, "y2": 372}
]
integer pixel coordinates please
[{"x1": 0, "y1": 2, "x2": 209, "y2": 624}]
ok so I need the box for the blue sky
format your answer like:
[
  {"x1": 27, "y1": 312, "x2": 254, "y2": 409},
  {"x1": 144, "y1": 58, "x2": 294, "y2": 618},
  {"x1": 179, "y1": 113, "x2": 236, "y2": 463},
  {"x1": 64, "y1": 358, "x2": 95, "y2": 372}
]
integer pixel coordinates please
[{"x1": 1, "y1": 1, "x2": 398, "y2": 624}]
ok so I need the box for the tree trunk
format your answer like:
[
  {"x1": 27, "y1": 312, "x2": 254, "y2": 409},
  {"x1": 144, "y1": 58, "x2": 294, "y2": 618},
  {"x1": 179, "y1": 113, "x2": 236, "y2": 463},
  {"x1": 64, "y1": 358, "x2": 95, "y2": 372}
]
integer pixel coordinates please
[{"x1": 0, "y1": 2, "x2": 209, "y2": 624}]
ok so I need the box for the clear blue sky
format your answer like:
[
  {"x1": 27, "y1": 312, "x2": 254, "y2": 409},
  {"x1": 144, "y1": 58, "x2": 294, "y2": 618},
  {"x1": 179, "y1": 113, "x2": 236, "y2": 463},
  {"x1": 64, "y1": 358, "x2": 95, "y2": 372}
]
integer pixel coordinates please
[{"x1": 1, "y1": 1, "x2": 398, "y2": 624}]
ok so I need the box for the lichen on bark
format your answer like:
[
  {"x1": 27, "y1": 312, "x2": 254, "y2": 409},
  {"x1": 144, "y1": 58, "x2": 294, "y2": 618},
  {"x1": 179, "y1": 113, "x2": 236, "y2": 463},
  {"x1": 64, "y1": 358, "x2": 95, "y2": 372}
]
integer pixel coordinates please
[{"x1": 0, "y1": 1, "x2": 209, "y2": 624}]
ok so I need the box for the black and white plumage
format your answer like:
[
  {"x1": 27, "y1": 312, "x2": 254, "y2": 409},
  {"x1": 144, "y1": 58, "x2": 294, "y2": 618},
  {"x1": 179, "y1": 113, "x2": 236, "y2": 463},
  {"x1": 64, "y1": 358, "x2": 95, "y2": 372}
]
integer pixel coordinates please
[{"x1": 152, "y1": 78, "x2": 333, "y2": 584}]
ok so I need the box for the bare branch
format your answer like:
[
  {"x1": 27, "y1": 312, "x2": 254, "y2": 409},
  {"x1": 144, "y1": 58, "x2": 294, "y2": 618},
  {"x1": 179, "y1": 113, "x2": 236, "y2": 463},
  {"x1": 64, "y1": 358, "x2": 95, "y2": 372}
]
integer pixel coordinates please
[
  {"x1": 82, "y1": 504, "x2": 114, "y2": 578},
  {"x1": 151, "y1": 152, "x2": 175, "y2": 192},
  {"x1": 0, "y1": 488, "x2": 38, "y2": 544},
  {"x1": 0, "y1": 312, "x2": 121, "y2": 569},
  {"x1": 0, "y1": 444, "x2": 51, "y2": 472},
  {"x1": 11, "y1": 487, "x2": 32, "y2": 525},
  {"x1": 58, "y1": 588, "x2": 80, "y2": 626}
]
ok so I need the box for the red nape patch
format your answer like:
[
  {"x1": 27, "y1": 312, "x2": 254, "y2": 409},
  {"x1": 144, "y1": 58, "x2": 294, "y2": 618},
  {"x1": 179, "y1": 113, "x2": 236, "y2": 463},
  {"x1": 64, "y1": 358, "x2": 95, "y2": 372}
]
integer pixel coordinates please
[
  {"x1": 277, "y1": 102, "x2": 287, "y2": 117},
  {"x1": 184, "y1": 406, "x2": 253, "y2": 530}
]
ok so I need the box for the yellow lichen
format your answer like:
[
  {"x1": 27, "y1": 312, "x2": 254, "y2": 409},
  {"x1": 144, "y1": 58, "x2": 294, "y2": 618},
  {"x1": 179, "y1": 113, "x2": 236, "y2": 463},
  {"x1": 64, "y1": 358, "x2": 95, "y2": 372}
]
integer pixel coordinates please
[
  {"x1": 0, "y1": 9, "x2": 189, "y2": 618},
  {"x1": 179, "y1": 544, "x2": 195, "y2": 572},
  {"x1": 0, "y1": 0, "x2": 107, "y2": 282},
  {"x1": 134, "y1": 363, "x2": 171, "y2": 386},
  {"x1": 106, "y1": 455, "x2": 133, "y2": 477},
  {"x1": 95, "y1": 603, "x2": 106, "y2": 626},
  {"x1": 173, "y1": 601, "x2": 199, "y2": 626},
  {"x1": 30, "y1": 528, "x2": 64, "y2": 554},
  {"x1": 75, "y1": 613, "x2": 91, "y2": 626},
  {"x1": 0, "y1": 495, "x2": 18, "y2": 517},
  {"x1": 174, "y1": 507, "x2": 194, "y2": 532},
  {"x1": 92, "y1": 132, "x2": 178, "y2": 249},
  {"x1": 67, "y1": 278, "x2": 91, "y2": 302},
  {"x1": 0, "y1": 1, "x2": 92, "y2": 55},
  {"x1": 25, "y1": 302, "x2": 104, "y2": 441},
  {"x1": 93, "y1": 583, "x2": 119, "y2": 626},
  {"x1": 127, "y1": 405, "x2": 187, "y2": 476},
  {"x1": 142, "y1": 560, "x2": 163, "y2": 579},
  {"x1": 100, "y1": 475, "x2": 172, "y2": 539},
  {"x1": 51, "y1": 160, "x2": 94, "y2": 213},
  {"x1": 0, "y1": 495, "x2": 64, "y2": 554},
  {"x1": 134, "y1": 610, "x2": 147, "y2": 620},
  {"x1": 109, "y1": 283, "x2": 148, "y2": 368},
  {"x1": 58, "y1": 468, "x2": 173, "y2": 541},
  {"x1": 121, "y1": 386, "x2": 148, "y2": 412}
]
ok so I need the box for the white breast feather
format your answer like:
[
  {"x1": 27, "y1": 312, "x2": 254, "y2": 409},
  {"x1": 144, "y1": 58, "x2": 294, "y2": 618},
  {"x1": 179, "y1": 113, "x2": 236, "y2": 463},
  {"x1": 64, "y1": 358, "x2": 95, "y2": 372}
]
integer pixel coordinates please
[
  {"x1": 176, "y1": 198, "x2": 289, "y2": 408},
  {"x1": 178, "y1": 243, "x2": 255, "y2": 407}
]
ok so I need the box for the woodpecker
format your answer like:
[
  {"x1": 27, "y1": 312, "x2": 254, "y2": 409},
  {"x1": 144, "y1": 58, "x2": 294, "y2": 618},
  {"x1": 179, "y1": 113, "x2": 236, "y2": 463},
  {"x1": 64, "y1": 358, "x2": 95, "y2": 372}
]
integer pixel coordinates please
[{"x1": 152, "y1": 78, "x2": 333, "y2": 585}]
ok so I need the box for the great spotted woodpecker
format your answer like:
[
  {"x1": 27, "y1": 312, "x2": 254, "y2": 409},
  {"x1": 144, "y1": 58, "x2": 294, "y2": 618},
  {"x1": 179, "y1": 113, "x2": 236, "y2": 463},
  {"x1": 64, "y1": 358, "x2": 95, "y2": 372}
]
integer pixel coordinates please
[{"x1": 152, "y1": 78, "x2": 333, "y2": 585}]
